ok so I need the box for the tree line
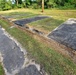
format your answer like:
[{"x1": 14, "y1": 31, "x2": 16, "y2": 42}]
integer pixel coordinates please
[{"x1": 0, "y1": 0, "x2": 76, "y2": 11}]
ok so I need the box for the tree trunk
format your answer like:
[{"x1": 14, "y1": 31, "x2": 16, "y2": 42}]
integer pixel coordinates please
[
  {"x1": 15, "y1": 0, "x2": 18, "y2": 6},
  {"x1": 42, "y1": 0, "x2": 44, "y2": 12}
]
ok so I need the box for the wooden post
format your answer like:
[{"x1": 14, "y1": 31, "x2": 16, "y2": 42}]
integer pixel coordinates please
[{"x1": 42, "y1": 0, "x2": 44, "y2": 12}]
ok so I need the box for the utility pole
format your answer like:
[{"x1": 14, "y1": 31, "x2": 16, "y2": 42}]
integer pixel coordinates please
[{"x1": 42, "y1": 0, "x2": 44, "y2": 12}]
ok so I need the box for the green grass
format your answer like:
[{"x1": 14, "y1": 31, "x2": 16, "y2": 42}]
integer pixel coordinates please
[
  {"x1": 0, "y1": 18, "x2": 76, "y2": 75},
  {"x1": 1, "y1": 9, "x2": 76, "y2": 33},
  {"x1": 29, "y1": 18, "x2": 63, "y2": 33},
  {"x1": 1, "y1": 12, "x2": 39, "y2": 20},
  {"x1": 0, "y1": 63, "x2": 4, "y2": 75},
  {"x1": 28, "y1": 9, "x2": 76, "y2": 33}
]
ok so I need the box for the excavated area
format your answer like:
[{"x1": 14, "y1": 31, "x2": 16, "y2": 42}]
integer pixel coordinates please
[{"x1": 48, "y1": 19, "x2": 76, "y2": 50}]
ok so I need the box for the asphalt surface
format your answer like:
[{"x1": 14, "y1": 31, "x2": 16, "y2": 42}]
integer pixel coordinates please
[
  {"x1": 48, "y1": 19, "x2": 76, "y2": 50},
  {"x1": 13, "y1": 16, "x2": 49, "y2": 26},
  {"x1": 0, "y1": 27, "x2": 43, "y2": 75}
]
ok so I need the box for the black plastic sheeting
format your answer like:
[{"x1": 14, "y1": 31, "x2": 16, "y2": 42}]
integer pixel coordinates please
[
  {"x1": 48, "y1": 19, "x2": 76, "y2": 50},
  {"x1": 13, "y1": 16, "x2": 49, "y2": 26},
  {"x1": 0, "y1": 27, "x2": 42, "y2": 75},
  {"x1": 17, "y1": 65, "x2": 42, "y2": 75},
  {"x1": 0, "y1": 28, "x2": 24, "y2": 73}
]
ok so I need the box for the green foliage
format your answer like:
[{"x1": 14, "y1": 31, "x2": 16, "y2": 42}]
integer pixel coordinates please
[
  {"x1": 17, "y1": 4, "x2": 23, "y2": 8},
  {"x1": 0, "y1": 0, "x2": 6, "y2": 10},
  {"x1": 0, "y1": 0, "x2": 76, "y2": 10},
  {"x1": 54, "y1": 0, "x2": 65, "y2": 6},
  {"x1": 47, "y1": 2, "x2": 57, "y2": 8},
  {"x1": 0, "y1": 63, "x2": 4, "y2": 75},
  {"x1": 62, "y1": 3, "x2": 75, "y2": 9},
  {"x1": 4, "y1": 3, "x2": 12, "y2": 10},
  {"x1": 32, "y1": 3, "x2": 39, "y2": 9},
  {"x1": 25, "y1": 0, "x2": 32, "y2": 8},
  {"x1": 0, "y1": 0, "x2": 12, "y2": 11}
]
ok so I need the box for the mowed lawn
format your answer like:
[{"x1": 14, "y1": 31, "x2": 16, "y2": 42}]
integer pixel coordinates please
[
  {"x1": 1, "y1": 12, "x2": 39, "y2": 20},
  {"x1": 28, "y1": 9, "x2": 76, "y2": 33},
  {"x1": 1, "y1": 9, "x2": 76, "y2": 33},
  {"x1": 0, "y1": 9, "x2": 76, "y2": 75},
  {"x1": 0, "y1": 63, "x2": 4, "y2": 75}
]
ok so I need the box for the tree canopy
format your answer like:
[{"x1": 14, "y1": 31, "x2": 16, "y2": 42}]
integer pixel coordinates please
[{"x1": 0, "y1": 0, "x2": 76, "y2": 10}]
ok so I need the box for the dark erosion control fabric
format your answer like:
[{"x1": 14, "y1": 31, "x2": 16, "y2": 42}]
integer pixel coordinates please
[
  {"x1": 17, "y1": 65, "x2": 42, "y2": 75},
  {"x1": 0, "y1": 28, "x2": 24, "y2": 73},
  {"x1": 0, "y1": 27, "x2": 43, "y2": 75},
  {"x1": 13, "y1": 16, "x2": 49, "y2": 26},
  {"x1": 48, "y1": 19, "x2": 76, "y2": 50}
]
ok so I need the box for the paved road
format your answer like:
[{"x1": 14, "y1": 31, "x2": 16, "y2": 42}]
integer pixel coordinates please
[{"x1": 0, "y1": 27, "x2": 43, "y2": 75}]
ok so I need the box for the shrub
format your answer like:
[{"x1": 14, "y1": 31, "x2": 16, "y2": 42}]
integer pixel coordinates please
[
  {"x1": 32, "y1": 3, "x2": 40, "y2": 9},
  {"x1": 63, "y1": 3, "x2": 75, "y2": 9},
  {"x1": 47, "y1": 2, "x2": 57, "y2": 8}
]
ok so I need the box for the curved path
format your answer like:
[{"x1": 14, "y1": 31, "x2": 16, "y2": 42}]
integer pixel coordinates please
[{"x1": 0, "y1": 27, "x2": 44, "y2": 75}]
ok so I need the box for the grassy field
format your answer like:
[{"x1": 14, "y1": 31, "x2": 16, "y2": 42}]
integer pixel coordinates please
[
  {"x1": 0, "y1": 63, "x2": 4, "y2": 75},
  {"x1": 1, "y1": 9, "x2": 76, "y2": 33},
  {"x1": 0, "y1": 8, "x2": 76, "y2": 75},
  {"x1": 28, "y1": 9, "x2": 76, "y2": 33},
  {"x1": 1, "y1": 12, "x2": 39, "y2": 20},
  {"x1": 29, "y1": 18, "x2": 63, "y2": 33}
]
